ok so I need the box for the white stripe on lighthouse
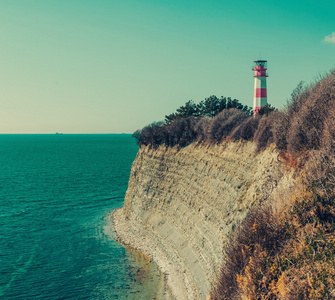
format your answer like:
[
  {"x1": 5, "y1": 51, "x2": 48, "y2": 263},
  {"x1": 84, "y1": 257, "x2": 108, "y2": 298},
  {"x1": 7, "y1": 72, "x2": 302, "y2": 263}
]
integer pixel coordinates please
[{"x1": 254, "y1": 77, "x2": 267, "y2": 89}]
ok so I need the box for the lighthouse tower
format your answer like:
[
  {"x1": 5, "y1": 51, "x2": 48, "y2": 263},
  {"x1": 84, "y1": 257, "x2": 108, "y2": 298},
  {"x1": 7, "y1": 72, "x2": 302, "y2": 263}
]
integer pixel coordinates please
[{"x1": 252, "y1": 60, "x2": 268, "y2": 116}]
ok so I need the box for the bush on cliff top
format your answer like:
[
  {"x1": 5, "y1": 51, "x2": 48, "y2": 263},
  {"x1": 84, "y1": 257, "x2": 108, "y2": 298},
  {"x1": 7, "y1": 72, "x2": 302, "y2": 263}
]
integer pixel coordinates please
[
  {"x1": 133, "y1": 95, "x2": 275, "y2": 148},
  {"x1": 133, "y1": 70, "x2": 335, "y2": 155},
  {"x1": 272, "y1": 72, "x2": 335, "y2": 154}
]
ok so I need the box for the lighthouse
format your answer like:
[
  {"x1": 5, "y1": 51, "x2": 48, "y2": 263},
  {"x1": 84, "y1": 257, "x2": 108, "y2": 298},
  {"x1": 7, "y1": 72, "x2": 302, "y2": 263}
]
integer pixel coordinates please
[{"x1": 252, "y1": 60, "x2": 268, "y2": 116}]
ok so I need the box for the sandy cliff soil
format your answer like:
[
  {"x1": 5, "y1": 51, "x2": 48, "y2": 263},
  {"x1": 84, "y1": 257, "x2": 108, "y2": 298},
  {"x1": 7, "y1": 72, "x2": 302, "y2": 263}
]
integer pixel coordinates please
[{"x1": 112, "y1": 141, "x2": 293, "y2": 299}]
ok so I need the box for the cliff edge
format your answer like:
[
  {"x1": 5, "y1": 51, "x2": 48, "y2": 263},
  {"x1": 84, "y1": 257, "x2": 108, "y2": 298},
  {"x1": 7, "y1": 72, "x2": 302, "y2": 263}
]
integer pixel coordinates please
[{"x1": 112, "y1": 141, "x2": 292, "y2": 299}]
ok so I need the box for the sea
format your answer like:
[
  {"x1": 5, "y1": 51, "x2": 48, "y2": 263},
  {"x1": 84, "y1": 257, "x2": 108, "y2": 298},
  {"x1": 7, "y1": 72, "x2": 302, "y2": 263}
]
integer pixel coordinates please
[{"x1": 0, "y1": 134, "x2": 163, "y2": 300}]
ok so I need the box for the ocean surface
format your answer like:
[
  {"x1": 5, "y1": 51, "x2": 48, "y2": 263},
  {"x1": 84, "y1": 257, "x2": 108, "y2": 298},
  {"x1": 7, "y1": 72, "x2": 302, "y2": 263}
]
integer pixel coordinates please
[{"x1": 0, "y1": 134, "x2": 162, "y2": 300}]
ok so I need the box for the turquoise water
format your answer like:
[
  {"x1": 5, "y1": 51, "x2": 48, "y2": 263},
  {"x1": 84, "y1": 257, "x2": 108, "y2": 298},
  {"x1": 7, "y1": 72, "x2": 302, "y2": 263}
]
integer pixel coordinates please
[{"x1": 0, "y1": 134, "x2": 161, "y2": 299}]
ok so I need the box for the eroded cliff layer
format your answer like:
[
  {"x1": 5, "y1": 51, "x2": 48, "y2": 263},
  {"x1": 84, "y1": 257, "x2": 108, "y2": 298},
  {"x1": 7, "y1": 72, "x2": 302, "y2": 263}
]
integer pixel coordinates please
[{"x1": 113, "y1": 141, "x2": 292, "y2": 299}]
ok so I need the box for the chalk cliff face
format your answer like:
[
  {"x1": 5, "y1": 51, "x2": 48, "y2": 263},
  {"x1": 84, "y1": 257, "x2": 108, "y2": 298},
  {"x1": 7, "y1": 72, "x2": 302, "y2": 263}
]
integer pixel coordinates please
[{"x1": 113, "y1": 141, "x2": 292, "y2": 299}]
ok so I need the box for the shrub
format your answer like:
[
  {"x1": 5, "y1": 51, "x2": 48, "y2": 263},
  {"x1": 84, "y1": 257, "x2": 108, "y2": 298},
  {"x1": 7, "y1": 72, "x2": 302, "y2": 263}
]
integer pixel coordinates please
[
  {"x1": 321, "y1": 112, "x2": 335, "y2": 151},
  {"x1": 272, "y1": 82, "x2": 313, "y2": 151},
  {"x1": 211, "y1": 165, "x2": 335, "y2": 299},
  {"x1": 228, "y1": 119, "x2": 246, "y2": 141},
  {"x1": 275, "y1": 72, "x2": 335, "y2": 154},
  {"x1": 166, "y1": 117, "x2": 198, "y2": 147},
  {"x1": 253, "y1": 114, "x2": 277, "y2": 151},
  {"x1": 132, "y1": 121, "x2": 166, "y2": 146},
  {"x1": 210, "y1": 206, "x2": 288, "y2": 300},
  {"x1": 194, "y1": 117, "x2": 211, "y2": 142},
  {"x1": 134, "y1": 96, "x2": 253, "y2": 147},
  {"x1": 208, "y1": 109, "x2": 249, "y2": 143},
  {"x1": 272, "y1": 110, "x2": 289, "y2": 150},
  {"x1": 134, "y1": 70, "x2": 334, "y2": 151},
  {"x1": 237, "y1": 116, "x2": 260, "y2": 141}
]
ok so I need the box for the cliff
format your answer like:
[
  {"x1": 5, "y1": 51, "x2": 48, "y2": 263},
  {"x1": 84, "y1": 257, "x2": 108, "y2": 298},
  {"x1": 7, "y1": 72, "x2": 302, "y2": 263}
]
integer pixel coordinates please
[{"x1": 112, "y1": 141, "x2": 293, "y2": 299}]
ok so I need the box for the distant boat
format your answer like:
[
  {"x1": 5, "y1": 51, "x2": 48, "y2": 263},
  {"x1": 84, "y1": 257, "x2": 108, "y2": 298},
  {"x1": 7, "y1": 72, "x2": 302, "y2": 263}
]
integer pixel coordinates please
[{"x1": 55, "y1": 132, "x2": 63, "y2": 135}]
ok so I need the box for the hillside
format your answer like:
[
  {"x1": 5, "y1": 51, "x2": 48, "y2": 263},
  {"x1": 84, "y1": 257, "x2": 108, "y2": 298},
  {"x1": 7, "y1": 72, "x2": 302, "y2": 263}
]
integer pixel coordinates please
[{"x1": 112, "y1": 71, "x2": 335, "y2": 299}]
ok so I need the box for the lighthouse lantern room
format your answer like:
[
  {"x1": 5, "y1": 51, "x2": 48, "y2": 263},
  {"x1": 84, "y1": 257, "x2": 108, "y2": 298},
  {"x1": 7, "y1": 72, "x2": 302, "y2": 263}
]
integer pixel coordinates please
[{"x1": 252, "y1": 60, "x2": 268, "y2": 116}]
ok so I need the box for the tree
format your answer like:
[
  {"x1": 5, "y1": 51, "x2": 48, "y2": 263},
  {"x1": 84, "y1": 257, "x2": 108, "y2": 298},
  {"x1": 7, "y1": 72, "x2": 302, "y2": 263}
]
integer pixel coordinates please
[
  {"x1": 200, "y1": 95, "x2": 221, "y2": 117},
  {"x1": 257, "y1": 103, "x2": 276, "y2": 116},
  {"x1": 166, "y1": 96, "x2": 252, "y2": 123},
  {"x1": 165, "y1": 100, "x2": 200, "y2": 123}
]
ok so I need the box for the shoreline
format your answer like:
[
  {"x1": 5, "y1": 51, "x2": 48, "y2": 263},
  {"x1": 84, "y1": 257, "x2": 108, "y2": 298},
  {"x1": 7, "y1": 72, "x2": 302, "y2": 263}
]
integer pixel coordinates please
[
  {"x1": 111, "y1": 207, "x2": 197, "y2": 300},
  {"x1": 109, "y1": 208, "x2": 169, "y2": 299},
  {"x1": 122, "y1": 246, "x2": 167, "y2": 299}
]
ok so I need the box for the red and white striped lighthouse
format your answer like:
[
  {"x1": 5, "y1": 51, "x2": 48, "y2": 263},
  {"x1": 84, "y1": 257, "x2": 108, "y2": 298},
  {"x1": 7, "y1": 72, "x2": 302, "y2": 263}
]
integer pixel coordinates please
[{"x1": 252, "y1": 60, "x2": 268, "y2": 116}]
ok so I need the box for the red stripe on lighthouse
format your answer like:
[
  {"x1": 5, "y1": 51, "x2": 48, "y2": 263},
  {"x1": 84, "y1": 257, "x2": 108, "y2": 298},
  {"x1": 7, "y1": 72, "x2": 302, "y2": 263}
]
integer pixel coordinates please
[{"x1": 255, "y1": 88, "x2": 267, "y2": 98}]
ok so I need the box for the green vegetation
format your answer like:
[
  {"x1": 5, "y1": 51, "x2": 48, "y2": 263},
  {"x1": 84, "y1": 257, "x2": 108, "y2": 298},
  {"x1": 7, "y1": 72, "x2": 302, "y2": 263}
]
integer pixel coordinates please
[
  {"x1": 164, "y1": 96, "x2": 251, "y2": 123},
  {"x1": 257, "y1": 103, "x2": 277, "y2": 116},
  {"x1": 132, "y1": 95, "x2": 268, "y2": 148}
]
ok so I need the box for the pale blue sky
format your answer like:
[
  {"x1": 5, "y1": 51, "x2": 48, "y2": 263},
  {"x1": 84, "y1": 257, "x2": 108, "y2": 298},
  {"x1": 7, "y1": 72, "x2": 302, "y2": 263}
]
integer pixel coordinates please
[{"x1": 0, "y1": 0, "x2": 334, "y2": 133}]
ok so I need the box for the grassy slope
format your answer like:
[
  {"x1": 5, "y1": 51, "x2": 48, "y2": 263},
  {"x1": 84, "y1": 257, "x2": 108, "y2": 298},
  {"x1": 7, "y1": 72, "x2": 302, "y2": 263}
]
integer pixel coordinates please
[{"x1": 210, "y1": 71, "x2": 335, "y2": 300}]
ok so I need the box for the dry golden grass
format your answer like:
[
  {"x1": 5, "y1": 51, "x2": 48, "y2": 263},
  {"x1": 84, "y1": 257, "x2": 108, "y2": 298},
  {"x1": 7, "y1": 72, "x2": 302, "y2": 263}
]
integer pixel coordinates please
[{"x1": 210, "y1": 157, "x2": 335, "y2": 300}]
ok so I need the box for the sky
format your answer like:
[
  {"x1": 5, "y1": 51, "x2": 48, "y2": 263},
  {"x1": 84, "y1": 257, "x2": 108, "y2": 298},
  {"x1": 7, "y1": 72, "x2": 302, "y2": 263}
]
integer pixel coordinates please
[{"x1": 0, "y1": 0, "x2": 334, "y2": 133}]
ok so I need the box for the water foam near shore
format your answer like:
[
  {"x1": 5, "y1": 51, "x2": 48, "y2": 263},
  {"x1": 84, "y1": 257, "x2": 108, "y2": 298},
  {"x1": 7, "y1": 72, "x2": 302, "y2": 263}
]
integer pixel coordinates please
[{"x1": 106, "y1": 216, "x2": 167, "y2": 300}]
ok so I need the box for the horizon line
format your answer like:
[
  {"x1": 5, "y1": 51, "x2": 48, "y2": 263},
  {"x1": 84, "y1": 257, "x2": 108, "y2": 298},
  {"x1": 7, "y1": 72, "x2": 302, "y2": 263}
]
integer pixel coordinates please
[{"x1": 0, "y1": 132, "x2": 133, "y2": 135}]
